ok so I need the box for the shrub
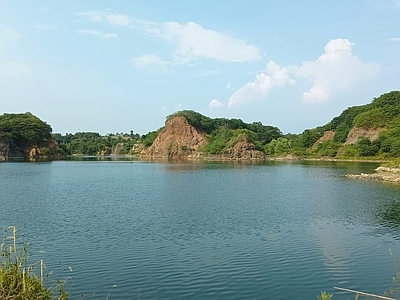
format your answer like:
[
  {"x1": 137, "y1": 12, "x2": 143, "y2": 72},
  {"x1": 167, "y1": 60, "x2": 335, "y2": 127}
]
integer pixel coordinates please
[{"x1": 0, "y1": 226, "x2": 69, "y2": 299}]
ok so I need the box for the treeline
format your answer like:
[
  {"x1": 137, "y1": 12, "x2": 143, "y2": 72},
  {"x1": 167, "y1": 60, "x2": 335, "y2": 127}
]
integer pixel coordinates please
[
  {"x1": 3, "y1": 90, "x2": 400, "y2": 159},
  {"x1": 0, "y1": 112, "x2": 52, "y2": 147},
  {"x1": 53, "y1": 132, "x2": 141, "y2": 156},
  {"x1": 297, "y1": 90, "x2": 400, "y2": 158}
]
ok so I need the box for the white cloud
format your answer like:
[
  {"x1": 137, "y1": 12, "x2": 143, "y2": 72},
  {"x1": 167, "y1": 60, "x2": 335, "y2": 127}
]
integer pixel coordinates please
[
  {"x1": 76, "y1": 13, "x2": 261, "y2": 64},
  {"x1": 0, "y1": 62, "x2": 33, "y2": 77},
  {"x1": 76, "y1": 11, "x2": 102, "y2": 22},
  {"x1": 141, "y1": 21, "x2": 261, "y2": 64},
  {"x1": 33, "y1": 23, "x2": 55, "y2": 30},
  {"x1": 77, "y1": 29, "x2": 102, "y2": 36},
  {"x1": 294, "y1": 38, "x2": 380, "y2": 103},
  {"x1": 102, "y1": 33, "x2": 118, "y2": 39},
  {"x1": 106, "y1": 14, "x2": 132, "y2": 26},
  {"x1": 131, "y1": 54, "x2": 167, "y2": 68},
  {"x1": 209, "y1": 99, "x2": 224, "y2": 109},
  {"x1": 228, "y1": 61, "x2": 295, "y2": 107},
  {"x1": 77, "y1": 30, "x2": 118, "y2": 39},
  {"x1": 170, "y1": 22, "x2": 260, "y2": 63},
  {"x1": 226, "y1": 82, "x2": 233, "y2": 90},
  {"x1": 388, "y1": 37, "x2": 400, "y2": 42}
]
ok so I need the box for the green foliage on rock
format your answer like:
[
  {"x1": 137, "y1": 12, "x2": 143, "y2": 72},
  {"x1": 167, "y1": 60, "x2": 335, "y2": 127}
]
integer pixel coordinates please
[
  {"x1": 0, "y1": 112, "x2": 52, "y2": 147},
  {"x1": 353, "y1": 108, "x2": 387, "y2": 129},
  {"x1": 53, "y1": 131, "x2": 142, "y2": 156},
  {"x1": 141, "y1": 127, "x2": 164, "y2": 147},
  {"x1": 292, "y1": 90, "x2": 400, "y2": 159},
  {"x1": 170, "y1": 110, "x2": 282, "y2": 155}
]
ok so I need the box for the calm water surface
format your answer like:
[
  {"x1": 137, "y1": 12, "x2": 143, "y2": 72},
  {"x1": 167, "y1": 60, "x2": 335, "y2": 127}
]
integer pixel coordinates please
[{"x1": 1, "y1": 159, "x2": 400, "y2": 299}]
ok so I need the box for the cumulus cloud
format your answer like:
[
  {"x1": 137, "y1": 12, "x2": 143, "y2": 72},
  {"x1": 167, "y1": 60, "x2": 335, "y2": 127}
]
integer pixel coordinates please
[
  {"x1": 388, "y1": 37, "x2": 400, "y2": 42},
  {"x1": 106, "y1": 14, "x2": 132, "y2": 26},
  {"x1": 209, "y1": 99, "x2": 224, "y2": 109},
  {"x1": 227, "y1": 61, "x2": 295, "y2": 107},
  {"x1": 76, "y1": 12, "x2": 261, "y2": 65},
  {"x1": 131, "y1": 54, "x2": 167, "y2": 68},
  {"x1": 294, "y1": 38, "x2": 380, "y2": 103},
  {"x1": 149, "y1": 21, "x2": 261, "y2": 64}
]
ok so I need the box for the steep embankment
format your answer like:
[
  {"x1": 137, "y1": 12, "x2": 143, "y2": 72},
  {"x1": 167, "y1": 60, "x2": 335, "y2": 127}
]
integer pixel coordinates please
[
  {"x1": 217, "y1": 135, "x2": 265, "y2": 160},
  {"x1": 344, "y1": 127, "x2": 386, "y2": 145},
  {"x1": 142, "y1": 115, "x2": 266, "y2": 160},
  {"x1": 142, "y1": 115, "x2": 208, "y2": 159}
]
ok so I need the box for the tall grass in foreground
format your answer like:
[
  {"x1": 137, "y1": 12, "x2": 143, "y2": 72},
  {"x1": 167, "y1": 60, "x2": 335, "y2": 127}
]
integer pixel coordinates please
[{"x1": 0, "y1": 226, "x2": 69, "y2": 299}]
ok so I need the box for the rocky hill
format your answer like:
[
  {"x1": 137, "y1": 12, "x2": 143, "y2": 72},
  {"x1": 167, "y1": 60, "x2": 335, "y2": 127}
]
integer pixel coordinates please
[
  {"x1": 140, "y1": 113, "x2": 273, "y2": 160},
  {"x1": 0, "y1": 113, "x2": 60, "y2": 161},
  {"x1": 141, "y1": 115, "x2": 208, "y2": 159}
]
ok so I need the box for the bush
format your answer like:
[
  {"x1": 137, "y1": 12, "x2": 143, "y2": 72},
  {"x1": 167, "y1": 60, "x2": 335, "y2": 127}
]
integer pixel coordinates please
[{"x1": 0, "y1": 226, "x2": 69, "y2": 299}]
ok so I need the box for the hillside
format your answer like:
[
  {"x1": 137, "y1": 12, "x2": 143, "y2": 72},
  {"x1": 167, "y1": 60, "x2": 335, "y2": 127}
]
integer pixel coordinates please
[
  {"x1": 301, "y1": 90, "x2": 400, "y2": 159},
  {"x1": 0, "y1": 112, "x2": 60, "y2": 160},
  {"x1": 140, "y1": 91, "x2": 400, "y2": 160}
]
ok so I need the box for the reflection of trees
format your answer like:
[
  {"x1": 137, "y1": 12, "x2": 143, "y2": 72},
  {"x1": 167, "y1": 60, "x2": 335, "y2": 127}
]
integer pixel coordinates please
[{"x1": 380, "y1": 200, "x2": 400, "y2": 227}]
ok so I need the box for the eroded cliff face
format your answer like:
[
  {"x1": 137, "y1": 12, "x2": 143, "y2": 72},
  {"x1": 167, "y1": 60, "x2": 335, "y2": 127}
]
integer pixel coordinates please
[
  {"x1": 312, "y1": 131, "x2": 335, "y2": 149},
  {"x1": 344, "y1": 127, "x2": 386, "y2": 145},
  {"x1": 0, "y1": 132, "x2": 60, "y2": 160},
  {"x1": 219, "y1": 135, "x2": 265, "y2": 160},
  {"x1": 0, "y1": 132, "x2": 10, "y2": 161},
  {"x1": 142, "y1": 116, "x2": 208, "y2": 159}
]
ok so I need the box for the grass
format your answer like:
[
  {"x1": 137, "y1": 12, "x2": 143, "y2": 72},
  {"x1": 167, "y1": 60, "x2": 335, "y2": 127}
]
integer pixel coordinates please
[{"x1": 0, "y1": 226, "x2": 69, "y2": 299}]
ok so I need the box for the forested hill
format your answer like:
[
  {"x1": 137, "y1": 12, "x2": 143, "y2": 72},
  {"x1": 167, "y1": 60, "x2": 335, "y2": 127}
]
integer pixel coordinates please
[
  {"x1": 0, "y1": 112, "x2": 60, "y2": 160},
  {"x1": 299, "y1": 90, "x2": 400, "y2": 158}
]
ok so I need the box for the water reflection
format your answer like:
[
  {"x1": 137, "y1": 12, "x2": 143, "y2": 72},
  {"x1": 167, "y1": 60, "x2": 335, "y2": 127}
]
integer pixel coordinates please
[{"x1": 379, "y1": 200, "x2": 400, "y2": 228}]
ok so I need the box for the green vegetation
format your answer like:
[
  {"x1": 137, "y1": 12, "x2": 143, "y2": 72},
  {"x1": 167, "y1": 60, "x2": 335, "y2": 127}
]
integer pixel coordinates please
[
  {"x1": 317, "y1": 291, "x2": 333, "y2": 300},
  {"x1": 168, "y1": 110, "x2": 282, "y2": 155},
  {"x1": 5, "y1": 91, "x2": 400, "y2": 160},
  {"x1": 300, "y1": 91, "x2": 400, "y2": 159},
  {"x1": 0, "y1": 226, "x2": 69, "y2": 299},
  {"x1": 0, "y1": 112, "x2": 52, "y2": 147},
  {"x1": 53, "y1": 131, "x2": 141, "y2": 156}
]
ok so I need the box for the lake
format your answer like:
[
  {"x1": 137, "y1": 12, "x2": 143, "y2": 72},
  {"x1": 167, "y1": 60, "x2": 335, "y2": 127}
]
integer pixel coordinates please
[{"x1": 1, "y1": 159, "x2": 400, "y2": 299}]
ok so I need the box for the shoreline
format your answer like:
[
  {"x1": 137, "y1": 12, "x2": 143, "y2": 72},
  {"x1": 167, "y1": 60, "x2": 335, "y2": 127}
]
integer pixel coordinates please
[{"x1": 345, "y1": 166, "x2": 400, "y2": 183}]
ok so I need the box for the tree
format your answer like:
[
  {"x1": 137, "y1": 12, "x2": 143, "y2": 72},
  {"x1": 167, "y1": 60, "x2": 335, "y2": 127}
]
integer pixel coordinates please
[{"x1": 0, "y1": 112, "x2": 52, "y2": 147}]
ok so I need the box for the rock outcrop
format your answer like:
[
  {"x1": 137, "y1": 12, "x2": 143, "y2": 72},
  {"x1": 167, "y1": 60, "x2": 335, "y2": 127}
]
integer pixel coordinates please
[
  {"x1": 218, "y1": 135, "x2": 265, "y2": 160},
  {"x1": 0, "y1": 132, "x2": 60, "y2": 160},
  {"x1": 312, "y1": 131, "x2": 335, "y2": 149},
  {"x1": 346, "y1": 166, "x2": 400, "y2": 183},
  {"x1": 344, "y1": 127, "x2": 386, "y2": 145},
  {"x1": 142, "y1": 116, "x2": 208, "y2": 159}
]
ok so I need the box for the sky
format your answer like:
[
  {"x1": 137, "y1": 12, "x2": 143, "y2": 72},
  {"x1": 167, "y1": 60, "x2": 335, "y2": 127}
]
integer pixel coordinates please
[{"x1": 0, "y1": 1, "x2": 399, "y2": 135}]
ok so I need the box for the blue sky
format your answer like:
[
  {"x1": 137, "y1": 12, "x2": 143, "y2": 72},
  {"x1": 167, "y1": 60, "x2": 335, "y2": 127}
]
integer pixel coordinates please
[{"x1": 1, "y1": 1, "x2": 399, "y2": 135}]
